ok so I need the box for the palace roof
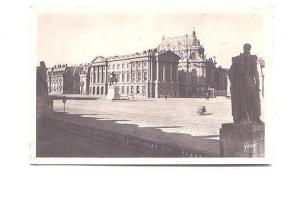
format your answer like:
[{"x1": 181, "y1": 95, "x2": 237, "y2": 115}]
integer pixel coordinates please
[{"x1": 157, "y1": 30, "x2": 204, "y2": 53}]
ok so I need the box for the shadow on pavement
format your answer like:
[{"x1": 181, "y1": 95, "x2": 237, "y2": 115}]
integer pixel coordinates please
[{"x1": 36, "y1": 111, "x2": 220, "y2": 157}]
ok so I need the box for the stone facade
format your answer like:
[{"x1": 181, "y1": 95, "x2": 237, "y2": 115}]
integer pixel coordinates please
[
  {"x1": 214, "y1": 67, "x2": 229, "y2": 97},
  {"x1": 87, "y1": 50, "x2": 180, "y2": 98},
  {"x1": 157, "y1": 30, "x2": 217, "y2": 97},
  {"x1": 47, "y1": 64, "x2": 81, "y2": 95},
  {"x1": 79, "y1": 64, "x2": 91, "y2": 95},
  {"x1": 46, "y1": 29, "x2": 228, "y2": 98}
]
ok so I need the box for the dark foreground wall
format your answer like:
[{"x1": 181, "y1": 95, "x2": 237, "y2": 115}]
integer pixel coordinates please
[{"x1": 36, "y1": 116, "x2": 218, "y2": 158}]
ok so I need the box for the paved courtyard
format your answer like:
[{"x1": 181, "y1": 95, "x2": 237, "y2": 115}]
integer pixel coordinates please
[
  {"x1": 54, "y1": 97, "x2": 233, "y2": 135},
  {"x1": 51, "y1": 97, "x2": 264, "y2": 155}
]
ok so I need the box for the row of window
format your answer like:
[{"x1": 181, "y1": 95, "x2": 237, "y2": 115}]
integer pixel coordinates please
[
  {"x1": 107, "y1": 61, "x2": 147, "y2": 70},
  {"x1": 89, "y1": 85, "x2": 146, "y2": 96},
  {"x1": 49, "y1": 86, "x2": 62, "y2": 92},
  {"x1": 121, "y1": 85, "x2": 146, "y2": 95},
  {"x1": 49, "y1": 79, "x2": 62, "y2": 85},
  {"x1": 90, "y1": 86, "x2": 105, "y2": 95},
  {"x1": 91, "y1": 71, "x2": 148, "y2": 83}
]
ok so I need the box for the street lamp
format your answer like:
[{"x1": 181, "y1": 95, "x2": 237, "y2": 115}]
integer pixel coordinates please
[{"x1": 258, "y1": 57, "x2": 265, "y2": 98}]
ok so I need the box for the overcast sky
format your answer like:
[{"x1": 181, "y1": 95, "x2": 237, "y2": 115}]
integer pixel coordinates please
[{"x1": 36, "y1": 13, "x2": 271, "y2": 68}]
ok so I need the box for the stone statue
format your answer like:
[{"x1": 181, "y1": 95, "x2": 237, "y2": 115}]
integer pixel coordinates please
[
  {"x1": 109, "y1": 71, "x2": 118, "y2": 86},
  {"x1": 228, "y1": 44, "x2": 263, "y2": 124},
  {"x1": 36, "y1": 61, "x2": 48, "y2": 97}
]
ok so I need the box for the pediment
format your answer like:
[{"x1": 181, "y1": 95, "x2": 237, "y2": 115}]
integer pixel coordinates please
[
  {"x1": 157, "y1": 50, "x2": 180, "y2": 62},
  {"x1": 91, "y1": 56, "x2": 106, "y2": 63}
]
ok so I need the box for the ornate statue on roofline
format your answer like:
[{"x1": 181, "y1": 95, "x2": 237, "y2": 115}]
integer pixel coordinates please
[{"x1": 228, "y1": 43, "x2": 263, "y2": 124}]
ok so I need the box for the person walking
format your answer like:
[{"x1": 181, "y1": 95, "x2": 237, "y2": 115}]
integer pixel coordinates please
[{"x1": 205, "y1": 92, "x2": 209, "y2": 101}]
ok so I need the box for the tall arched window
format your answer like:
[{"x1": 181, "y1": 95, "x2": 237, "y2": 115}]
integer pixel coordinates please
[
  {"x1": 97, "y1": 86, "x2": 99, "y2": 95},
  {"x1": 93, "y1": 86, "x2": 95, "y2": 95},
  {"x1": 93, "y1": 69, "x2": 96, "y2": 83},
  {"x1": 101, "y1": 86, "x2": 104, "y2": 95}
]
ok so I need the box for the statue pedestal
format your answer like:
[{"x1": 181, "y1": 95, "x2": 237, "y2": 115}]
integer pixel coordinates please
[
  {"x1": 220, "y1": 123, "x2": 265, "y2": 157},
  {"x1": 107, "y1": 86, "x2": 120, "y2": 100},
  {"x1": 37, "y1": 97, "x2": 53, "y2": 118}
]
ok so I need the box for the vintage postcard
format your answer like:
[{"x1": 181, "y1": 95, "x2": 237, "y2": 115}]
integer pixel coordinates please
[{"x1": 30, "y1": 7, "x2": 272, "y2": 164}]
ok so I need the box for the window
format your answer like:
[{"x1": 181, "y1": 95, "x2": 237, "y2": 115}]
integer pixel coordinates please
[
  {"x1": 136, "y1": 86, "x2": 140, "y2": 94},
  {"x1": 132, "y1": 73, "x2": 135, "y2": 82},
  {"x1": 137, "y1": 62, "x2": 141, "y2": 68},
  {"x1": 127, "y1": 86, "x2": 129, "y2": 94},
  {"x1": 112, "y1": 64, "x2": 115, "y2": 69},
  {"x1": 122, "y1": 63, "x2": 125, "y2": 69},
  {"x1": 101, "y1": 86, "x2": 104, "y2": 95},
  {"x1": 142, "y1": 85, "x2": 146, "y2": 94},
  {"x1": 117, "y1": 64, "x2": 120, "y2": 69},
  {"x1": 97, "y1": 86, "x2": 99, "y2": 95},
  {"x1": 127, "y1": 72, "x2": 130, "y2": 82},
  {"x1": 121, "y1": 73, "x2": 125, "y2": 82},
  {"x1": 137, "y1": 72, "x2": 141, "y2": 82},
  {"x1": 143, "y1": 61, "x2": 147, "y2": 67},
  {"x1": 121, "y1": 86, "x2": 124, "y2": 93},
  {"x1": 131, "y1": 86, "x2": 134, "y2": 94},
  {"x1": 127, "y1": 63, "x2": 130, "y2": 68},
  {"x1": 144, "y1": 71, "x2": 147, "y2": 81},
  {"x1": 201, "y1": 66, "x2": 205, "y2": 77},
  {"x1": 132, "y1": 62, "x2": 135, "y2": 67}
]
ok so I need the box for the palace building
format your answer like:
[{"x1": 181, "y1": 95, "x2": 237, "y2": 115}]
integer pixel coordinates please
[
  {"x1": 157, "y1": 29, "x2": 217, "y2": 97},
  {"x1": 88, "y1": 50, "x2": 180, "y2": 98},
  {"x1": 47, "y1": 64, "x2": 81, "y2": 95},
  {"x1": 46, "y1": 29, "x2": 228, "y2": 98}
]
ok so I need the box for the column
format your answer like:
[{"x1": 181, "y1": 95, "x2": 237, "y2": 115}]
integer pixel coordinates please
[
  {"x1": 148, "y1": 57, "x2": 152, "y2": 98},
  {"x1": 156, "y1": 60, "x2": 159, "y2": 81},
  {"x1": 148, "y1": 58, "x2": 151, "y2": 81},
  {"x1": 226, "y1": 74, "x2": 231, "y2": 97},
  {"x1": 106, "y1": 65, "x2": 108, "y2": 82},
  {"x1": 105, "y1": 60, "x2": 108, "y2": 95},
  {"x1": 170, "y1": 63, "x2": 173, "y2": 82},
  {"x1": 162, "y1": 63, "x2": 166, "y2": 82},
  {"x1": 147, "y1": 57, "x2": 151, "y2": 82},
  {"x1": 97, "y1": 66, "x2": 99, "y2": 83},
  {"x1": 155, "y1": 58, "x2": 159, "y2": 98},
  {"x1": 176, "y1": 63, "x2": 179, "y2": 97},
  {"x1": 130, "y1": 62, "x2": 133, "y2": 82},
  {"x1": 186, "y1": 60, "x2": 189, "y2": 97},
  {"x1": 101, "y1": 66, "x2": 104, "y2": 83},
  {"x1": 176, "y1": 64, "x2": 179, "y2": 81}
]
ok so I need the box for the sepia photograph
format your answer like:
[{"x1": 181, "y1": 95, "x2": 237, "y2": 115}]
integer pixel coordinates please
[
  {"x1": 32, "y1": 9, "x2": 272, "y2": 164},
  {"x1": 3, "y1": 1, "x2": 300, "y2": 215}
]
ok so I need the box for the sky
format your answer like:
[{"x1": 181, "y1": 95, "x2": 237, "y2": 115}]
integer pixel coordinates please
[{"x1": 36, "y1": 13, "x2": 272, "y2": 68}]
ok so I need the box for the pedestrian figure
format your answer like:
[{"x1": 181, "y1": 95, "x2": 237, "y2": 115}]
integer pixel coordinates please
[
  {"x1": 62, "y1": 95, "x2": 67, "y2": 112},
  {"x1": 205, "y1": 92, "x2": 209, "y2": 101},
  {"x1": 165, "y1": 95, "x2": 168, "y2": 100}
]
